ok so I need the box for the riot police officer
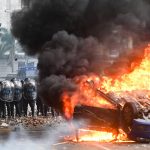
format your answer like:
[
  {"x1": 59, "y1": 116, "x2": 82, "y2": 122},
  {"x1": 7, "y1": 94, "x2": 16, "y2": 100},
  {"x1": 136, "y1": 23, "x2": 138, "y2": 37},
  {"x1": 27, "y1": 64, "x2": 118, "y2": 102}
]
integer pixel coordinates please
[
  {"x1": 23, "y1": 78, "x2": 37, "y2": 117},
  {"x1": 43, "y1": 104, "x2": 49, "y2": 116},
  {"x1": 0, "y1": 80, "x2": 14, "y2": 118},
  {"x1": 36, "y1": 95, "x2": 48, "y2": 116},
  {"x1": 36, "y1": 94, "x2": 43, "y2": 116},
  {"x1": 20, "y1": 80, "x2": 24, "y2": 115},
  {"x1": 11, "y1": 78, "x2": 22, "y2": 117},
  {"x1": 0, "y1": 81, "x2": 6, "y2": 118}
]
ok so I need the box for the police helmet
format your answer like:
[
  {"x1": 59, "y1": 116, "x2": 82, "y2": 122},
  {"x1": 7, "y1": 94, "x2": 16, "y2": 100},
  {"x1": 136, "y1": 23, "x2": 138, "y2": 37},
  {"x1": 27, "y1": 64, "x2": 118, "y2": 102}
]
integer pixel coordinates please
[
  {"x1": 24, "y1": 78, "x2": 31, "y2": 83},
  {"x1": 11, "y1": 78, "x2": 17, "y2": 82}
]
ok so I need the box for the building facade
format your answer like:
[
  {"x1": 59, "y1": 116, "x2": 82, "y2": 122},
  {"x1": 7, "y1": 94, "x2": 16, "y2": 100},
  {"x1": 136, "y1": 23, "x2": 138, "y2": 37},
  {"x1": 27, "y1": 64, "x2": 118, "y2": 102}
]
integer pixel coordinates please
[
  {"x1": 0, "y1": 0, "x2": 21, "y2": 29},
  {"x1": 0, "y1": 0, "x2": 38, "y2": 79}
]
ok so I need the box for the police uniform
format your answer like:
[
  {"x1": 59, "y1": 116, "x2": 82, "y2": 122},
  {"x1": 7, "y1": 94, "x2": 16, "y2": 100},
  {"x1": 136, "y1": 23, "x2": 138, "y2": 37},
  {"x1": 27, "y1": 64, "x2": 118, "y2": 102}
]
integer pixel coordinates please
[
  {"x1": 19, "y1": 80, "x2": 24, "y2": 116},
  {"x1": 43, "y1": 104, "x2": 48, "y2": 116},
  {"x1": 36, "y1": 95, "x2": 48, "y2": 116},
  {"x1": 11, "y1": 78, "x2": 22, "y2": 117},
  {"x1": 0, "y1": 80, "x2": 14, "y2": 118},
  {"x1": 23, "y1": 78, "x2": 37, "y2": 117},
  {"x1": 36, "y1": 94, "x2": 43, "y2": 116}
]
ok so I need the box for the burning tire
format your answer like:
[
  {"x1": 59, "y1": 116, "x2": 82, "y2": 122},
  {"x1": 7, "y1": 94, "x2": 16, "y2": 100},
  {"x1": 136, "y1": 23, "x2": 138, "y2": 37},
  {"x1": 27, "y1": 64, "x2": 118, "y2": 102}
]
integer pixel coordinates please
[{"x1": 122, "y1": 102, "x2": 138, "y2": 132}]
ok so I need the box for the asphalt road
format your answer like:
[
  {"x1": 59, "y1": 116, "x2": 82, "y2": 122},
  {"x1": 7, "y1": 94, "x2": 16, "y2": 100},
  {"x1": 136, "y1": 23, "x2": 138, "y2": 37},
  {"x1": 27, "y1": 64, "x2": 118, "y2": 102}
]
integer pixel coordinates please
[
  {"x1": 0, "y1": 118, "x2": 150, "y2": 150},
  {"x1": 51, "y1": 141, "x2": 150, "y2": 150},
  {"x1": 0, "y1": 130, "x2": 150, "y2": 150}
]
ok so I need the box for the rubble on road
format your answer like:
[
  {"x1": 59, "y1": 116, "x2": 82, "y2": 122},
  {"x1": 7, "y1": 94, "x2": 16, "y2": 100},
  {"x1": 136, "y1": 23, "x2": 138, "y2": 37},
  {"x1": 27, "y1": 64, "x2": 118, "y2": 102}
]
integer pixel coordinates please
[
  {"x1": 19, "y1": 116, "x2": 65, "y2": 130},
  {"x1": 0, "y1": 116, "x2": 66, "y2": 131},
  {"x1": 0, "y1": 121, "x2": 11, "y2": 133},
  {"x1": 21, "y1": 117, "x2": 50, "y2": 130}
]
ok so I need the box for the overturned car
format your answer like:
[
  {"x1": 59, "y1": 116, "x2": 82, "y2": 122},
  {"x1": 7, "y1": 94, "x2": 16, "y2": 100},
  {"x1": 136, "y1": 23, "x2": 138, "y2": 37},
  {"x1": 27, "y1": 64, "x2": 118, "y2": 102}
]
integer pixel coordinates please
[{"x1": 73, "y1": 89, "x2": 150, "y2": 142}]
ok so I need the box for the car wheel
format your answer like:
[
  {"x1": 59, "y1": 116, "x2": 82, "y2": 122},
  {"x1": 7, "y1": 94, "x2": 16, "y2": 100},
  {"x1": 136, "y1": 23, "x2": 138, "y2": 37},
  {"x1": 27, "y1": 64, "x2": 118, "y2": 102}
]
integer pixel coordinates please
[{"x1": 122, "y1": 102, "x2": 138, "y2": 132}]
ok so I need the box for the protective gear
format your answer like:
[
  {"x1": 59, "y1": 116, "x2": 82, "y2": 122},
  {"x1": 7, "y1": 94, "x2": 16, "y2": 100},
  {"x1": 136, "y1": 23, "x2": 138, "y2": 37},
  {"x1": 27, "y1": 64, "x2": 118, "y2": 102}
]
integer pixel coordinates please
[
  {"x1": 12, "y1": 80, "x2": 22, "y2": 102},
  {"x1": 0, "y1": 80, "x2": 14, "y2": 102},
  {"x1": 24, "y1": 78, "x2": 31, "y2": 83},
  {"x1": 11, "y1": 80, "x2": 23, "y2": 117},
  {"x1": 0, "y1": 80, "x2": 14, "y2": 118},
  {"x1": 21, "y1": 80, "x2": 24, "y2": 85},
  {"x1": 36, "y1": 95, "x2": 48, "y2": 116},
  {"x1": 36, "y1": 95, "x2": 42, "y2": 116},
  {"x1": 11, "y1": 78, "x2": 17, "y2": 82},
  {"x1": 0, "y1": 101, "x2": 6, "y2": 118},
  {"x1": 20, "y1": 80, "x2": 24, "y2": 115},
  {"x1": 23, "y1": 79, "x2": 37, "y2": 100},
  {"x1": 23, "y1": 79, "x2": 37, "y2": 117}
]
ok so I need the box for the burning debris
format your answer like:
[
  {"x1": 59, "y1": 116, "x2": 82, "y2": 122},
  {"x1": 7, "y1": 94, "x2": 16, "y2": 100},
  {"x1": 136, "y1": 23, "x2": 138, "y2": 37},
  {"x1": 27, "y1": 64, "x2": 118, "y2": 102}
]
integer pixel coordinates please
[
  {"x1": 66, "y1": 129, "x2": 117, "y2": 142},
  {"x1": 64, "y1": 128, "x2": 128, "y2": 143}
]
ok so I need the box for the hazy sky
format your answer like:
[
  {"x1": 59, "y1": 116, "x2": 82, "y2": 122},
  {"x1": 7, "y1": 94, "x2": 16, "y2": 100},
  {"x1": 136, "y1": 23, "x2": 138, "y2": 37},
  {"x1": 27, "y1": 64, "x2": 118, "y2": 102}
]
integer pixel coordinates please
[{"x1": 0, "y1": 0, "x2": 21, "y2": 29}]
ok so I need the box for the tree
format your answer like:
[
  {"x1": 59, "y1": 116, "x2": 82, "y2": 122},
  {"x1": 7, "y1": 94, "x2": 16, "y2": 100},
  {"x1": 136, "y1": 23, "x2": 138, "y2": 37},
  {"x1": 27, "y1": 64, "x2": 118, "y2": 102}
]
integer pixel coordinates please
[{"x1": 0, "y1": 27, "x2": 15, "y2": 58}]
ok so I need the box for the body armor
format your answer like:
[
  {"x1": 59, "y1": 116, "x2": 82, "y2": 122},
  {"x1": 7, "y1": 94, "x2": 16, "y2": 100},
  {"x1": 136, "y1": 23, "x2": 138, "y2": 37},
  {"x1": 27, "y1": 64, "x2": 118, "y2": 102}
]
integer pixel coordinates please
[
  {"x1": 0, "y1": 80, "x2": 14, "y2": 102},
  {"x1": 12, "y1": 80, "x2": 22, "y2": 101},
  {"x1": 23, "y1": 79, "x2": 37, "y2": 100}
]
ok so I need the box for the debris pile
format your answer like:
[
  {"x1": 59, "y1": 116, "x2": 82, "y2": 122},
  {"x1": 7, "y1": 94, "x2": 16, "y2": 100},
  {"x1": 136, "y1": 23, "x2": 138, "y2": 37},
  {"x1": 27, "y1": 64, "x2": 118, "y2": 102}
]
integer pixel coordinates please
[
  {"x1": 21, "y1": 117, "x2": 50, "y2": 129},
  {"x1": 21, "y1": 116, "x2": 65, "y2": 130}
]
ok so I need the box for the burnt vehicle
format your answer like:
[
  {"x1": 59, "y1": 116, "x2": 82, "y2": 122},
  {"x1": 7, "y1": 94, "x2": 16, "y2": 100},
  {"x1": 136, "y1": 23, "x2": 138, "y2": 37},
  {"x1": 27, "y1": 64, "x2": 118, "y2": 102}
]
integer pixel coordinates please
[
  {"x1": 118, "y1": 90, "x2": 150, "y2": 142},
  {"x1": 73, "y1": 89, "x2": 150, "y2": 142}
]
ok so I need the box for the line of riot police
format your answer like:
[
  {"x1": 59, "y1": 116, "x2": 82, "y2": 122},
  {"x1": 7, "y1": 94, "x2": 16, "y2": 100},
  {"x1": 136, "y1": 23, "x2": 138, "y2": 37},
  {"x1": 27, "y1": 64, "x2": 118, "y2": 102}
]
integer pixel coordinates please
[{"x1": 0, "y1": 78, "x2": 51, "y2": 118}]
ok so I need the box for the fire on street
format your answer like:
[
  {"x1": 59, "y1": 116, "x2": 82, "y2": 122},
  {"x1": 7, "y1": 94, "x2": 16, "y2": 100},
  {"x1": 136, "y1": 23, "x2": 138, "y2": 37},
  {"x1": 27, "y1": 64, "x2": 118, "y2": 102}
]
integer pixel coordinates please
[{"x1": 0, "y1": 126, "x2": 150, "y2": 150}]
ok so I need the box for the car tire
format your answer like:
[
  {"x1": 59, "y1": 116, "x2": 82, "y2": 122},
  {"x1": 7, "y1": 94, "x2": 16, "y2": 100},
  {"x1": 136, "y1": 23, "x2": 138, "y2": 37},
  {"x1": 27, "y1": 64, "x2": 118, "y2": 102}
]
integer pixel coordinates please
[{"x1": 122, "y1": 102, "x2": 138, "y2": 133}]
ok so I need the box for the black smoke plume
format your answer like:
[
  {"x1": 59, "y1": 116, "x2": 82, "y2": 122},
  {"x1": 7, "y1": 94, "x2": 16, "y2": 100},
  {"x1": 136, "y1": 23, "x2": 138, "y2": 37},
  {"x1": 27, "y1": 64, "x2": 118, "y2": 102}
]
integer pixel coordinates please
[
  {"x1": 38, "y1": 31, "x2": 102, "y2": 110},
  {"x1": 11, "y1": 0, "x2": 150, "y2": 114},
  {"x1": 11, "y1": 0, "x2": 150, "y2": 55}
]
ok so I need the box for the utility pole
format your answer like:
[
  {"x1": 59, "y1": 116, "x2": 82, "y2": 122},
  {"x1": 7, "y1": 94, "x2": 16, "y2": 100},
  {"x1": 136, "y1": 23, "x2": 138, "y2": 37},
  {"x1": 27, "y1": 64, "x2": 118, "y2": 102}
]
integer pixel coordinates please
[{"x1": 10, "y1": 39, "x2": 15, "y2": 73}]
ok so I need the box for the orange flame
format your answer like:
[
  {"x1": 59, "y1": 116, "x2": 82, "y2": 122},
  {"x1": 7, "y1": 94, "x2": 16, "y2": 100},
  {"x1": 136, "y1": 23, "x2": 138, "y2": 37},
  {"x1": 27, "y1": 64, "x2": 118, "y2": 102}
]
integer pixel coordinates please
[
  {"x1": 101, "y1": 45, "x2": 150, "y2": 92},
  {"x1": 62, "y1": 75, "x2": 116, "y2": 119},
  {"x1": 62, "y1": 91, "x2": 78, "y2": 120},
  {"x1": 65, "y1": 128, "x2": 128, "y2": 142},
  {"x1": 74, "y1": 129, "x2": 115, "y2": 142},
  {"x1": 62, "y1": 45, "x2": 150, "y2": 120},
  {"x1": 61, "y1": 44, "x2": 150, "y2": 143}
]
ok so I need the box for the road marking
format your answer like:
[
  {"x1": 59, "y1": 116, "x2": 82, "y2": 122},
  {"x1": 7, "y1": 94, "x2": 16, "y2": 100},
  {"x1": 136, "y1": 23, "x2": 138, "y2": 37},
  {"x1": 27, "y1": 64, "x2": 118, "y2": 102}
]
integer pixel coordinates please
[
  {"x1": 52, "y1": 141, "x2": 70, "y2": 146},
  {"x1": 92, "y1": 143, "x2": 111, "y2": 150}
]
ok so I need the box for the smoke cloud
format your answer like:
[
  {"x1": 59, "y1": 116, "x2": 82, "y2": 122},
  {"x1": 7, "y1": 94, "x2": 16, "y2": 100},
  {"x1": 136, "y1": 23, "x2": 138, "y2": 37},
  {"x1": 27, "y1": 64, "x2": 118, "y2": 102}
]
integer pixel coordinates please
[
  {"x1": 38, "y1": 31, "x2": 103, "y2": 110},
  {"x1": 11, "y1": 0, "x2": 150, "y2": 54},
  {"x1": 11, "y1": 0, "x2": 150, "y2": 114}
]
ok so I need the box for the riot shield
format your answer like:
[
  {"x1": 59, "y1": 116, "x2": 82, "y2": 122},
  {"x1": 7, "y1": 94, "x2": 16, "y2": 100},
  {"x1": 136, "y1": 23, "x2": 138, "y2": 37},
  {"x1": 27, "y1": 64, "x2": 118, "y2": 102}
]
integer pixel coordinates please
[
  {"x1": 23, "y1": 79, "x2": 37, "y2": 101},
  {"x1": 12, "y1": 80, "x2": 22, "y2": 101},
  {"x1": 0, "y1": 80, "x2": 14, "y2": 102}
]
